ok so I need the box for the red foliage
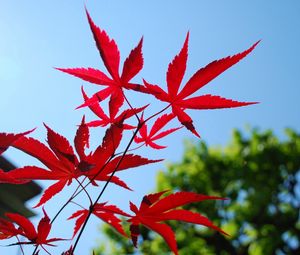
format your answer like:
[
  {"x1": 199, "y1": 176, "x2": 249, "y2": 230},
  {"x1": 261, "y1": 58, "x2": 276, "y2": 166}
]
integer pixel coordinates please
[
  {"x1": 143, "y1": 33, "x2": 259, "y2": 137},
  {"x1": 0, "y1": 7, "x2": 259, "y2": 255},
  {"x1": 134, "y1": 113, "x2": 182, "y2": 149},
  {"x1": 56, "y1": 9, "x2": 146, "y2": 112},
  {"x1": 0, "y1": 208, "x2": 64, "y2": 248},
  {"x1": 0, "y1": 129, "x2": 33, "y2": 155},
  {"x1": 81, "y1": 87, "x2": 147, "y2": 129},
  {"x1": 8, "y1": 118, "x2": 160, "y2": 207},
  {"x1": 68, "y1": 202, "x2": 130, "y2": 238},
  {"x1": 128, "y1": 191, "x2": 227, "y2": 255}
]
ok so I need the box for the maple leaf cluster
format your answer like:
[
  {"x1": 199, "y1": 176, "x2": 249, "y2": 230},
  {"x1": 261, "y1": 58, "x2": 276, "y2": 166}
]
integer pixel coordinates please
[{"x1": 0, "y1": 8, "x2": 258, "y2": 255}]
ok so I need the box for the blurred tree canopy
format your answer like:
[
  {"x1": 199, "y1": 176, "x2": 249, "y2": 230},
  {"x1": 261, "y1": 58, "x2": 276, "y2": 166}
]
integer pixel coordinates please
[{"x1": 95, "y1": 128, "x2": 300, "y2": 255}]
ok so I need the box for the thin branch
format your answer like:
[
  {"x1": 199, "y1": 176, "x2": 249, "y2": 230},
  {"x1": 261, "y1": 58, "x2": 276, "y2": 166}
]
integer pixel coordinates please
[
  {"x1": 32, "y1": 245, "x2": 38, "y2": 255},
  {"x1": 72, "y1": 104, "x2": 171, "y2": 252},
  {"x1": 122, "y1": 90, "x2": 140, "y2": 122},
  {"x1": 51, "y1": 179, "x2": 83, "y2": 224},
  {"x1": 41, "y1": 244, "x2": 51, "y2": 255},
  {"x1": 70, "y1": 201, "x2": 86, "y2": 210},
  {"x1": 144, "y1": 104, "x2": 171, "y2": 123},
  {"x1": 75, "y1": 177, "x2": 93, "y2": 206},
  {"x1": 72, "y1": 126, "x2": 140, "y2": 252},
  {"x1": 15, "y1": 236, "x2": 25, "y2": 255},
  {"x1": 114, "y1": 143, "x2": 145, "y2": 156}
]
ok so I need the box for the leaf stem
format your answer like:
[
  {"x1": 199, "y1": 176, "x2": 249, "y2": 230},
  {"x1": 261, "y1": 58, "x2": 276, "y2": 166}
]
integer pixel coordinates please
[
  {"x1": 32, "y1": 245, "x2": 38, "y2": 255},
  {"x1": 70, "y1": 201, "x2": 86, "y2": 210},
  {"x1": 122, "y1": 91, "x2": 140, "y2": 122},
  {"x1": 72, "y1": 126, "x2": 140, "y2": 252},
  {"x1": 144, "y1": 104, "x2": 171, "y2": 123},
  {"x1": 16, "y1": 236, "x2": 25, "y2": 255},
  {"x1": 75, "y1": 177, "x2": 93, "y2": 206},
  {"x1": 114, "y1": 142, "x2": 145, "y2": 156},
  {"x1": 51, "y1": 153, "x2": 115, "y2": 225},
  {"x1": 51, "y1": 179, "x2": 83, "y2": 224},
  {"x1": 72, "y1": 104, "x2": 170, "y2": 252}
]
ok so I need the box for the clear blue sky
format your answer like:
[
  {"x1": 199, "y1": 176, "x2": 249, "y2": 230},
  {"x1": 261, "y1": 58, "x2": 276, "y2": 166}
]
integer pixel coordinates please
[{"x1": 1, "y1": 1, "x2": 300, "y2": 254}]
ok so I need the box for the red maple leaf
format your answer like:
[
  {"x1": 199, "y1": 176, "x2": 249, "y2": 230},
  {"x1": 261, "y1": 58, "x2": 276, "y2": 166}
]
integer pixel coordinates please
[
  {"x1": 68, "y1": 202, "x2": 130, "y2": 238},
  {"x1": 0, "y1": 129, "x2": 33, "y2": 155},
  {"x1": 134, "y1": 113, "x2": 182, "y2": 149},
  {"x1": 0, "y1": 217, "x2": 22, "y2": 240},
  {"x1": 87, "y1": 154, "x2": 162, "y2": 184},
  {"x1": 0, "y1": 169, "x2": 28, "y2": 184},
  {"x1": 143, "y1": 33, "x2": 259, "y2": 137},
  {"x1": 2, "y1": 208, "x2": 64, "y2": 248},
  {"x1": 56, "y1": 9, "x2": 146, "y2": 112},
  {"x1": 8, "y1": 118, "x2": 94, "y2": 207},
  {"x1": 0, "y1": 129, "x2": 35, "y2": 184},
  {"x1": 128, "y1": 191, "x2": 227, "y2": 255},
  {"x1": 81, "y1": 87, "x2": 146, "y2": 129},
  {"x1": 8, "y1": 118, "x2": 160, "y2": 206}
]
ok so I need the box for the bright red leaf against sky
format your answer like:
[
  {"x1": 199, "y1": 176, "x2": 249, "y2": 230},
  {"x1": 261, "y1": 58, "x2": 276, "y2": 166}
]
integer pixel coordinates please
[
  {"x1": 0, "y1": 6, "x2": 260, "y2": 254},
  {"x1": 68, "y1": 202, "x2": 130, "y2": 238},
  {"x1": 143, "y1": 33, "x2": 259, "y2": 137},
  {"x1": 57, "y1": 9, "x2": 146, "y2": 114},
  {"x1": 134, "y1": 113, "x2": 182, "y2": 149},
  {"x1": 81, "y1": 87, "x2": 146, "y2": 129},
  {"x1": 8, "y1": 119, "x2": 160, "y2": 207},
  {"x1": 128, "y1": 191, "x2": 227, "y2": 255},
  {"x1": 0, "y1": 208, "x2": 64, "y2": 251}
]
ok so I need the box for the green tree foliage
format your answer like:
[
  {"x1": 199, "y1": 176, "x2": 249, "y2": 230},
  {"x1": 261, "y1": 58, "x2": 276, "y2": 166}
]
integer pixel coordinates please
[{"x1": 95, "y1": 128, "x2": 300, "y2": 255}]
